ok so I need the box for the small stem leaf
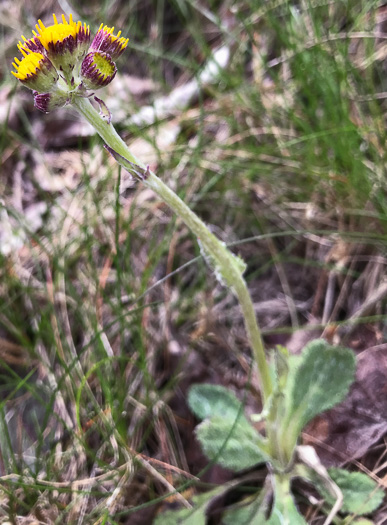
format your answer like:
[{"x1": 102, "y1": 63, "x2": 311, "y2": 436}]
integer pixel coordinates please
[
  {"x1": 282, "y1": 340, "x2": 356, "y2": 449},
  {"x1": 188, "y1": 383, "x2": 245, "y2": 421},
  {"x1": 94, "y1": 96, "x2": 112, "y2": 123},
  {"x1": 322, "y1": 468, "x2": 384, "y2": 515},
  {"x1": 104, "y1": 145, "x2": 149, "y2": 181},
  {"x1": 274, "y1": 345, "x2": 290, "y2": 390},
  {"x1": 197, "y1": 237, "x2": 247, "y2": 285},
  {"x1": 195, "y1": 415, "x2": 268, "y2": 471}
]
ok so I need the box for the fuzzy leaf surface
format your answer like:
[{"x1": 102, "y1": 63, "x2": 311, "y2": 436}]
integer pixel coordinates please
[
  {"x1": 188, "y1": 383, "x2": 245, "y2": 421},
  {"x1": 195, "y1": 415, "x2": 267, "y2": 471},
  {"x1": 283, "y1": 340, "x2": 356, "y2": 443},
  {"x1": 322, "y1": 468, "x2": 384, "y2": 515}
]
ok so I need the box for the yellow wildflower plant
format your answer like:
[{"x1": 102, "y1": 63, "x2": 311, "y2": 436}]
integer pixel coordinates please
[{"x1": 12, "y1": 13, "x2": 128, "y2": 113}]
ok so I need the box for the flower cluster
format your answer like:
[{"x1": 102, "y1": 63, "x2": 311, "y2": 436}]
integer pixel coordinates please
[{"x1": 12, "y1": 14, "x2": 128, "y2": 112}]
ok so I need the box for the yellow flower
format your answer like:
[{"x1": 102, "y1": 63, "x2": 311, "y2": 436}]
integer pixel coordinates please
[
  {"x1": 89, "y1": 24, "x2": 129, "y2": 59},
  {"x1": 37, "y1": 14, "x2": 85, "y2": 49},
  {"x1": 12, "y1": 13, "x2": 128, "y2": 111},
  {"x1": 11, "y1": 50, "x2": 58, "y2": 92},
  {"x1": 81, "y1": 51, "x2": 117, "y2": 90},
  {"x1": 20, "y1": 14, "x2": 90, "y2": 76}
]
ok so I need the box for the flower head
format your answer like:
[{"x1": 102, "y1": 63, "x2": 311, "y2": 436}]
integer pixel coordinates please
[
  {"x1": 89, "y1": 24, "x2": 129, "y2": 59},
  {"x1": 12, "y1": 14, "x2": 128, "y2": 111},
  {"x1": 12, "y1": 51, "x2": 58, "y2": 92},
  {"x1": 33, "y1": 14, "x2": 90, "y2": 74},
  {"x1": 81, "y1": 51, "x2": 117, "y2": 89}
]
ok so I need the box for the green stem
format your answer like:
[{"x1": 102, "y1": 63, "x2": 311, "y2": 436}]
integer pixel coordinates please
[
  {"x1": 72, "y1": 96, "x2": 273, "y2": 403},
  {"x1": 274, "y1": 472, "x2": 291, "y2": 497}
]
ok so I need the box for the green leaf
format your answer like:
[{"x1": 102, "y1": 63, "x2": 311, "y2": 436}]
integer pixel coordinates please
[
  {"x1": 283, "y1": 340, "x2": 356, "y2": 446},
  {"x1": 265, "y1": 475, "x2": 307, "y2": 525},
  {"x1": 268, "y1": 485, "x2": 307, "y2": 525},
  {"x1": 222, "y1": 485, "x2": 308, "y2": 525},
  {"x1": 223, "y1": 495, "x2": 269, "y2": 525},
  {"x1": 223, "y1": 478, "x2": 275, "y2": 525},
  {"x1": 195, "y1": 415, "x2": 267, "y2": 471},
  {"x1": 154, "y1": 505, "x2": 200, "y2": 525},
  {"x1": 268, "y1": 499, "x2": 307, "y2": 525},
  {"x1": 223, "y1": 505, "x2": 264, "y2": 525},
  {"x1": 324, "y1": 468, "x2": 384, "y2": 515},
  {"x1": 274, "y1": 345, "x2": 290, "y2": 390},
  {"x1": 153, "y1": 487, "x2": 224, "y2": 525},
  {"x1": 188, "y1": 383, "x2": 244, "y2": 421}
]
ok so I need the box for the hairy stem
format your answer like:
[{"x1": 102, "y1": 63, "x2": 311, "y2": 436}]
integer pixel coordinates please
[{"x1": 72, "y1": 96, "x2": 273, "y2": 403}]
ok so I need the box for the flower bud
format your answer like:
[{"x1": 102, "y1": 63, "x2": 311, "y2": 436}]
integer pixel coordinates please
[
  {"x1": 80, "y1": 52, "x2": 117, "y2": 89},
  {"x1": 12, "y1": 51, "x2": 58, "y2": 93},
  {"x1": 33, "y1": 90, "x2": 69, "y2": 113},
  {"x1": 34, "y1": 14, "x2": 90, "y2": 76},
  {"x1": 89, "y1": 24, "x2": 129, "y2": 60}
]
